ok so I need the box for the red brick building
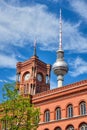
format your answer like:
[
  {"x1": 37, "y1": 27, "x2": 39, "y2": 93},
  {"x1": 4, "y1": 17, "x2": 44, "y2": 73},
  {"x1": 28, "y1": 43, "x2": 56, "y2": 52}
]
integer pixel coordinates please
[
  {"x1": 16, "y1": 10, "x2": 87, "y2": 130},
  {"x1": 32, "y1": 79, "x2": 87, "y2": 130},
  {"x1": 16, "y1": 53, "x2": 87, "y2": 130}
]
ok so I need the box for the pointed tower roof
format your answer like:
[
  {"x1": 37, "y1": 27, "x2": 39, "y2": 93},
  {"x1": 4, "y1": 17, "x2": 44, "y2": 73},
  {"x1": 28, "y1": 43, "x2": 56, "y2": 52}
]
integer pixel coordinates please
[{"x1": 33, "y1": 39, "x2": 37, "y2": 56}]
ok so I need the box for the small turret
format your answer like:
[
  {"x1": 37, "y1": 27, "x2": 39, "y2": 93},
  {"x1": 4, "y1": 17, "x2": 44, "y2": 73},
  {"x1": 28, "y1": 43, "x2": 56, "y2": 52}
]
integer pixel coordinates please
[{"x1": 52, "y1": 9, "x2": 68, "y2": 87}]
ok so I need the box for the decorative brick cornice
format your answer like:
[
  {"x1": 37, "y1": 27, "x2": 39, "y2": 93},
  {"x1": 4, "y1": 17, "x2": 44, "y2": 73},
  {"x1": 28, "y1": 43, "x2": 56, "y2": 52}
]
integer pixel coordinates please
[{"x1": 32, "y1": 80, "x2": 87, "y2": 104}]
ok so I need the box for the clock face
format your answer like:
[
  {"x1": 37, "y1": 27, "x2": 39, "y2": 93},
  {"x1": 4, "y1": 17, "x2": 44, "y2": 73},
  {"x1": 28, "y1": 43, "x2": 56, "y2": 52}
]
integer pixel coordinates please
[
  {"x1": 37, "y1": 74, "x2": 42, "y2": 82},
  {"x1": 24, "y1": 73, "x2": 30, "y2": 81}
]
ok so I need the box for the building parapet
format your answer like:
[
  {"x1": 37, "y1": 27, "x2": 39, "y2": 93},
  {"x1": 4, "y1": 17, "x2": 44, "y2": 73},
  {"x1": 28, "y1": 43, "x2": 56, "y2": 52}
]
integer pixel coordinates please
[{"x1": 32, "y1": 80, "x2": 87, "y2": 104}]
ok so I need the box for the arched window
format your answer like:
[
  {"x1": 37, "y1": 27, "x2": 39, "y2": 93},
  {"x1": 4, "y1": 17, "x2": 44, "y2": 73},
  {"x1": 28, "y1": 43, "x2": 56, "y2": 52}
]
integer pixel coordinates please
[
  {"x1": 54, "y1": 127, "x2": 61, "y2": 130},
  {"x1": 36, "y1": 86, "x2": 40, "y2": 93},
  {"x1": 80, "y1": 101, "x2": 86, "y2": 115},
  {"x1": 24, "y1": 84, "x2": 27, "y2": 94},
  {"x1": 46, "y1": 75, "x2": 49, "y2": 84},
  {"x1": 67, "y1": 104, "x2": 73, "y2": 118},
  {"x1": 27, "y1": 83, "x2": 29, "y2": 93},
  {"x1": 80, "y1": 123, "x2": 87, "y2": 130},
  {"x1": 66, "y1": 125, "x2": 74, "y2": 130},
  {"x1": 44, "y1": 110, "x2": 50, "y2": 122},
  {"x1": 30, "y1": 84, "x2": 32, "y2": 94},
  {"x1": 55, "y1": 107, "x2": 61, "y2": 120}
]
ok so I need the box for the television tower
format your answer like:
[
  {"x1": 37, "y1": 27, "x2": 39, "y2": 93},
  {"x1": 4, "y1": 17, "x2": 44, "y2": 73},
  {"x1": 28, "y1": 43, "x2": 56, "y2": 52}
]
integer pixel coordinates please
[{"x1": 52, "y1": 9, "x2": 68, "y2": 87}]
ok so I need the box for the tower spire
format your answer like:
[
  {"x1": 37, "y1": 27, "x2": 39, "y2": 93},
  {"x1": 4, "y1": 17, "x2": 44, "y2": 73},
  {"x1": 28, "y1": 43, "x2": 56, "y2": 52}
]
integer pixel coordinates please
[
  {"x1": 59, "y1": 9, "x2": 62, "y2": 50},
  {"x1": 34, "y1": 39, "x2": 37, "y2": 56}
]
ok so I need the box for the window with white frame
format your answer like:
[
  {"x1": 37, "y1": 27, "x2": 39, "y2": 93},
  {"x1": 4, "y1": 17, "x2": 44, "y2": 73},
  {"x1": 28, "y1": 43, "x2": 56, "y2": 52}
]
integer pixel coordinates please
[
  {"x1": 55, "y1": 127, "x2": 61, "y2": 130},
  {"x1": 44, "y1": 110, "x2": 50, "y2": 122},
  {"x1": 66, "y1": 125, "x2": 74, "y2": 130},
  {"x1": 67, "y1": 104, "x2": 73, "y2": 118},
  {"x1": 80, "y1": 101, "x2": 86, "y2": 115},
  {"x1": 80, "y1": 123, "x2": 87, "y2": 130},
  {"x1": 56, "y1": 107, "x2": 61, "y2": 120}
]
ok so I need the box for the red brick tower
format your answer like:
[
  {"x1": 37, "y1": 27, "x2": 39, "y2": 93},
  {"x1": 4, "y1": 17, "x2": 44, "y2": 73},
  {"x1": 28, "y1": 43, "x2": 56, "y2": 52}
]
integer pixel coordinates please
[{"x1": 16, "y1": 42, "x2": 51, "y2": 96}]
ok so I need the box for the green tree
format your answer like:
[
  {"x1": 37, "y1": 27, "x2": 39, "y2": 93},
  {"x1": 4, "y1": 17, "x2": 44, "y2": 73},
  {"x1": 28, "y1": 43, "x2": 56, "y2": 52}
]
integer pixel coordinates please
[{"x1": 0, "y1": 83, "x2": 40, "y2": 130}]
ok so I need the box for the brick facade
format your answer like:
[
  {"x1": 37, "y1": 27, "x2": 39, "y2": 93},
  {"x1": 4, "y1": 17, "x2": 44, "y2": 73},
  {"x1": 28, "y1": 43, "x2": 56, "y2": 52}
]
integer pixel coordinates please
[
  {"x1": 17, "y1": 55, "x2": 87, "y2": 130},
  {"x1": 32, "y1": 80, "x2": 87, "y2": 130}
]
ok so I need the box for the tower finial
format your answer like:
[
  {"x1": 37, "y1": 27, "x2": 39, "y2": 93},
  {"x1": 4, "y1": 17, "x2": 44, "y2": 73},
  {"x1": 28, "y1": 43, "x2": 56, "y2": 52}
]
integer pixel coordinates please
[
  {"x1": 34, "y1": 39, "x2": 37, "y2": 56},
  {"x1": 59, "y1": 8, "x2": 62, "y2": 50}
]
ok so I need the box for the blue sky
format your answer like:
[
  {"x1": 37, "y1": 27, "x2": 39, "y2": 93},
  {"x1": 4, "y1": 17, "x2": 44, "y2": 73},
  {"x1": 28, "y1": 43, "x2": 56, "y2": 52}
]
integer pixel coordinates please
[{"x1": 0, "y1": 0, "x2": 87, "y2": 100}]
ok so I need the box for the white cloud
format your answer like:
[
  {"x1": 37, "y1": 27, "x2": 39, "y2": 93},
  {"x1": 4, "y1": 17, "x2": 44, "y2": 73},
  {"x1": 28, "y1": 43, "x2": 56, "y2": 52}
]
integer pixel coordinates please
[
  {"x1": 0, "y1": 0, "x2": 86, "y2": 54},
  {"x1": 9, "y1": 75, "x2": 16, "y2": 81},
  {"x1": 69, "y1": 57, "x2": 87, "y2": 77},
  {"x1": 0, "y1": 54, "x2": 17, "y2": 68},
  {"x1": 63, "y1": 21, "x2": 87, "y2": 52},
  {"x1": 0, "y1": 0, "x2": 58, "y2": 51},
  {"x1": 69, "y1": 0, "x2": 87, "y2": 21},
  {"x1": 0, "y1": 79, "x2": 8, "y2": 83},
  {"x1": 4, "y1": 0, "x2": 20, "y2": 6}
]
